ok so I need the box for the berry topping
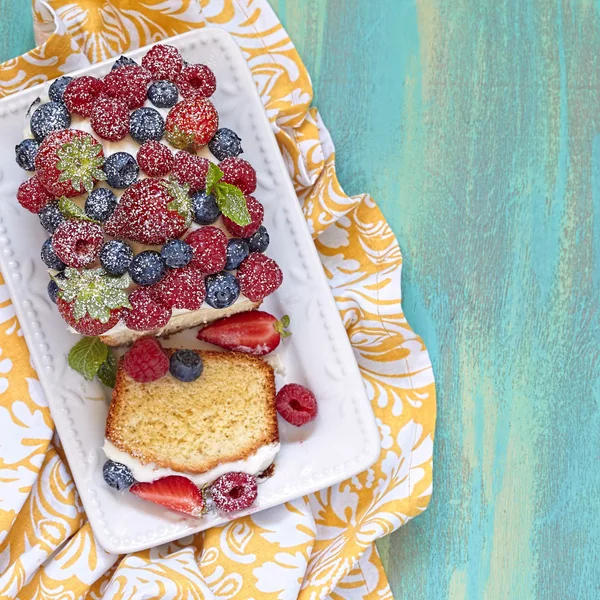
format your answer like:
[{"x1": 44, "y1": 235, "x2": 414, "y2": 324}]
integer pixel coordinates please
[
  {"x1": 210, "y1": 472, "x2": 257, "y2": 512},
  {"x1": 39, "y1": 201, "x2": 65, "y2": 233},
  {"x1": 247, "y1": 225, "x2": 269, "y2": 253},
  {"x1": 52, "y1": 219, "x2": 104, "y2": 268},
  {"x1": 90, "y1": 96, "x2": 129, "y2": 141},
  {"x1": 48, "y1": 76, "x2": 73, "y2": 103},
  {"x1": 129, "y1": 107, "x2": 165, "y2": 144},
  {"x1": 205, "y1": 271, "x2": 240, "y2": 309},
  {"x1": 150, "y1": 265, "x2": 206, "y2": 310},
  {"x1": 30, "y1": 102, "x2": 71, "y2": 141},
  {"x1": 103, "y1": 460, "x2": 135, "y2": 490},
  {"x1": 17, "y1": 176, "x2": 53, "y2": 214},
  {"x1": 130, "y1": 475, "x2": 205, "y2": 517},
  {"x1": 225, "y1": 238, "x2": 249, "y2": 271},
  {"x1": 99, "y1": 240, "x2": 134, "y2": 276},
  {"x1": 15, "y1": 138, "x2": 40, "y2": 171},
  {"x1": 161, "y1": 239, "x2": 193, "y2": 268},
  {"x1": 176, "y1": 64, "x2": 216, "y2": 99},
  {"x1": 57, "y1": 297, "x2": 122, "y2": 336},
  {"x1": 142, "y1": 44, "x2": 184, "y2": 82},
  {"x1": 123, "y1": 287, "x2": 171, "y2": 331},
  {"x1": 41, "y1": 237, "x2": 66, "y2": 271},
  {"x1": 137, "y1": 141, "x2": 174, "y2": 177},
  {"x1": 191, "y1": 190, "x2": 221, "y2": 225},
  {"x1": 47, "y1": 279, "x2": 60, "y2": 304},
  {"x1": 209, "y1": 128, "x2": 243, "y2": 161},
  {"x1": 147, "y1": 80, "x2": 179, "y2": 108},
  {"x1": 111, "y1": 55, "x2": 138, "y2": 70},
  {"x1": 63, "y1": 76, "x2": 104, "y2": 117},
  {"x1": 123, "y1": 337, "x2": 169, "y2": 383},
  {"x1": 103, "y1": 152, "x2": 139, "y2": 188},
  {"x1": 104, "y1": 178, "x2": 191, "y2": 245},
  {"x1": 129, "y1": 250, "x2": 166, "y2": 286},
  {"x1": 198, "y1": 311, "x2": 290, "y2": 356},
  {"x1": 237, "y1": 253, "x2": 282, "y2": 302},
  {"x1": 103, "y1": 65, "x2": 151, "y2": 109},
  {"x1": 222, "y1": 195, "x2": 263, "y2": 238},
  {"x1": 276, "y1": 383, "x2": 318, "y2": 426},
  {"x1": 219, "y1": 157, "x2": 257, "y2": 195},
  {"x1": 85, "y1": 188, "x2": 117, "y2": 222},
  {"x1": 186, "y1": 226, "x2": 227, "y2": 274},
  {"x1": 169, "y1": 349, "x2": 203, "y2": 382},
  {"x1": 165, "y1": 97, "x2": 219, "y2": 151},
  {"x1": 172, "y1": 151, "x2": 209, "y2": 192}
]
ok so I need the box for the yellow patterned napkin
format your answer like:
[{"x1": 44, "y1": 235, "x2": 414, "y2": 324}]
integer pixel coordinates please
[{"x1": 0, "y1": 1, "x2": 436, "y2": 598}]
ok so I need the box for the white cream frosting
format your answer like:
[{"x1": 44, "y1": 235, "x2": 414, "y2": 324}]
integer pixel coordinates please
[{"x1": 103, "y1": 439, "x2": 280, "y2": 486}]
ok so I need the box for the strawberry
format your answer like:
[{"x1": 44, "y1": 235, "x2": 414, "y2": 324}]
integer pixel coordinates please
[
  {"x1": 197, "y1": 311, "x2": 290, "y2": 355},
  {"x1": 165, "y1": 97, "x2": 219, "y2": 151},
  {"x1": 57, "y1": 298, "x2": 122, "y2": 336},
  {"x1": 130, "y1": 475, "x2": 205, "y2": 517}
]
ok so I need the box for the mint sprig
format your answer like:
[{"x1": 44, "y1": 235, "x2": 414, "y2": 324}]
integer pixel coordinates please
[
  {"x1": 206, "y1": 163, "x2": 251, "y2": 226},
  {"x1": 58, "y1": 197, "x2": 99, "y2": 223},
  {"x1": 97, "y1": 351, "x2": 117, "y2": 388},
  {"x1": 68, "y1": 337, "x2": 109, "y2": 381}
]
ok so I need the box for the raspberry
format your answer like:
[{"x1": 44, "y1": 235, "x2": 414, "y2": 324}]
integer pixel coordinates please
[
  {"x1": 237, "y1": 253, "x2": 282, "y2": 301},
  {"x1": 52, "y1": 219, "x2": 104, "y2": 268},
  {"x1": 165, "y1": 97, "x2": 219, "y2": 151},
  {"x1": 57, "y1": 298, "x2": 122, "y2": 336},
  {"x1": 123, "y1": 337, "x2": 169, "y2": 382},
  {"x1": 222, "y1": 195, "x2": 263, "y2": 238},
  {"x1": 176, "y1": 64, "x2": 216, "y2": 99},
  {"x1": 17, "y1": 176, "x2": 53, "y2": 214},
  {"x1": 210, "y1": 472, "x2": 258, "y2": 512},
  {"x1": 123, "y1": 287, "x2": 171, "y2": 331},
  {"x1": 137, "y1": 141, "x2": 174, "y2": 177},
  {"x1": 150, "y1": 265, "x2": 206, "y2": 310},
  {"x1": 219, "y1": 157, "x2": 257, "y2": 194},
  {"x1": 172, "y1": 151, "x2": 209, "y2": 192},
  {"x1": 90, "y1": 96, "x2": 129, "y2": 141},
  {"x1": 142, "y1": 44, "x2": 184, "y2": 82},
  {"x1": 103, "y1": 65, "x2": 151, "y2": 109},
  {"x1": 275, "y1": 383, "x2": 318, "y2": 426},
  {"x1": 185, "y1": 227, "x2": 227, "y2": 274},
  {"x1": 63, "y1": 76, "x2": 104, "y2": 117}
]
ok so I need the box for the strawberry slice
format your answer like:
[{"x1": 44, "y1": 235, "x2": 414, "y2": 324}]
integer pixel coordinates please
[
  {"x1": 197, "y1": 310, "x2": 290, "y2": 356},
  {"x1": 130, "y1": 475, "x2": 205, "y2": 517}
]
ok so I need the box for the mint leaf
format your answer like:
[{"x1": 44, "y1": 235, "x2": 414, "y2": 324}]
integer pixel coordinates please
[
  {"x1": 97, "y1": 351, "x2": 117, "y2": 388},
  {"x1": 68, "y1": 337, "x2": 109, "y2": 381},
  {"x1": 206, "y1": 162, "x2": 224, "y2": 194},
  {"x1": 58, "y1": 197, "x2": 99, "y2": 223},
  {"x1": 213, "y1": 182, "x2": 251, "y2": 226},
  {"x1": 165, "y1": 178, "x2": 192, "y2": 227}
]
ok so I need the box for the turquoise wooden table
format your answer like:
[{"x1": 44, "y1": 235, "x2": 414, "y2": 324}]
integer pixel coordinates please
[{"x1": 2, "y1": 1, "x2": 599, "y2": 598}]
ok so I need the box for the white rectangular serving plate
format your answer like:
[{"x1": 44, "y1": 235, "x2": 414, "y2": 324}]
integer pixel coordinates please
[{"x1": 0, "y1": 28, "x2": 380, "y2": 554}]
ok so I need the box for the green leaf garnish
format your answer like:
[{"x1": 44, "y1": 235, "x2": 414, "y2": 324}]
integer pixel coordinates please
[
  {"x1": 68, "y1": 337, "x2": 109, "y2": 381},
  {"x1": 97, "y1": 351, "x2": 117, "y2": 388},
  {"x1": 58, "y1": 196, "x2": 99, "y2": 223},
  {"x1": 273, "y1": 315, "x2": 292, "y2": 339},
  {"x1": 206, "y1": 162, "x2": 224, "y2": 193},
  {"x1": 57, "y1": 135, "x2": 106, "y2": 194},
  {"x1": 165, "y1": 178, "x2": 192, "y2": 227},
  {"x1": 205, "y1": 163, "x2": 251, "y2": 226}
]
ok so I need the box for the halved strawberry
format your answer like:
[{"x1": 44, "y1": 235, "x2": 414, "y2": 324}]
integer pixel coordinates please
[
  {"x1": 130, "y1": 475, "x2": 205, "y2": 517},
  {"x1": 197, "y1": 310, "x2": 290, "y2": 355}
]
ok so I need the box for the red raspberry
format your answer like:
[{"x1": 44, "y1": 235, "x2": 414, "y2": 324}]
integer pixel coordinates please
[
  {"x1": 103, "y1": 65, "x2": 151, "y2": 109},
  {"x1": 275, "y1": 383, "x2": 318, "y2": 426},
  {"x1": 237, "y1": 253, "x2": 282, "y2": 301},
  {"x1": 210, "y1": 472, "x2": 258, "y2": 512},
  {"x1": 90, "y1": 96, "x2": 129, "y2": 141},
  {"x1": 219, "y1": 157, "x2": 257, "y2": 194},
  {"x1": 185, "y1": 227, "x2": 227, "y2": 274},
  {"x1": 172, "y1": 151, "x2": 209, "y2": 192},
  {"x1": 52, "y1": 219, "x2": 104, "y2": 268},
  {"x1": 123, "y1": 287, "x2": 171, "y2": 331},
  {"x1": 176, "y1": 64, "x2": 216, "y2": 99},
  {"x1": 123, "y1": 337, "x2": 169, "y2": 382},
  {"x1": 142, "y1": 44, "x2": 184, "y2": 82},
  {"x1": 222, "y1": 195, "x2": 263, "y2": 238},
  {"x1": 63, "y1": 76, "x2": 104, "y2": 117},
  {"x1": 57, "y1": 298, "x2": 122, "y2": 336},
  {"x1": 17, "y1": 176, "x2": 53, "y2": 214},
  {"x1": 150, "y1": 265, "x2": 206, "y2": 310},
  {"x1": 137, "y1": 141, "x2": 174, "y2": 177},
  {"x1": 165, "y1": 97, "x2": 219, "y2": 151}
]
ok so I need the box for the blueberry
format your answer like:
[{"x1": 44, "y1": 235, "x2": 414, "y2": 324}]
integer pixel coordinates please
[
  {"x1": 129, "y1": 250, "x2": 166, "y2": 286},
  {"x1": 225, "y1": 238, "x2": 249, "y2": 270},
  {"x1": 85, "y1": 188, "x2": 117, "y2": 222},
  {"x1": 205, "y1": 271, "x2": 240, "y2": 308},
  {"x1": 103, "y1": 152, "x2": 139, "y2": 188},
  {"x1": 191, "y1": 191, "x2": 221, "y2": 225},
  {"x1": 247, "y1": 225, "x2": 270, "y2": 253},
  {"x1": 111, "y1": 55, "x2": 138, "y2": 71},
  {"x1": 100, "y1": 240, "x2": 134, "y2": 276},
  {"x1": 48, "y1": 76, "x2": 73, "y2": 103},
  {"x1": 41, "y1": 238, "x2": 66, "y2": 271},
  {"x1": 208, "y1": 128, "x2": 243, "y2": 161},
  {"x1": 103, "y1": 460, "x2": 135, "y2": 490},
  {"x1": 169, "y1": 349, "x2": 203, "y2": 382},
  {"x1": 47, "y1": 279, "x2": 60, "y2": 304},
  {"x1": 15, "y1": 138, "x2": 40, "y2": 171},
  {"x1": 129, "y1": 107, "x2": 165, "y2": 144},
  {"x1": 161, "y1": 239, "x2": 193, "y2": 268},
  {"x1": 30, "y1": 101, "x2": 71, "y2": 142},
  {"x1": 39, "y1": 201, "x2": 65, "y2": 234},
  {"x1": 147, "y1": 80, "x2": 179, "y2": 108}
]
